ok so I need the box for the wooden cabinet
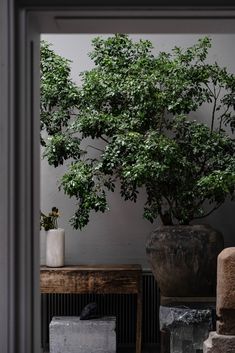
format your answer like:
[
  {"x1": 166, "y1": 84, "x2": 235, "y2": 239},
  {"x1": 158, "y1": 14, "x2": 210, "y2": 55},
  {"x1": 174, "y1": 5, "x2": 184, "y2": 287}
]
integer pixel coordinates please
[{"x1": 40, "y1": 264, "x2": 143, "y2": 353}]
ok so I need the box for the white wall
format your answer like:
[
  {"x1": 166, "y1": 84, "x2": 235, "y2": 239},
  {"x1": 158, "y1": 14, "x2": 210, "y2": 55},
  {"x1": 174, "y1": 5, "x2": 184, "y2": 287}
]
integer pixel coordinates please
[{"x1": 40, "y1": 34, "x2": 235, "y2": 268}]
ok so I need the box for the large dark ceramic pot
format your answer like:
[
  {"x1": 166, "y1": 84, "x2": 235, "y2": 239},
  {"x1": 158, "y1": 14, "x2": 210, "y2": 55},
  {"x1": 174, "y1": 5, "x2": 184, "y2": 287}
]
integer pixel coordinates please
[{"x1": 146, "y1": 224, "x2": 224, "y2": 297}]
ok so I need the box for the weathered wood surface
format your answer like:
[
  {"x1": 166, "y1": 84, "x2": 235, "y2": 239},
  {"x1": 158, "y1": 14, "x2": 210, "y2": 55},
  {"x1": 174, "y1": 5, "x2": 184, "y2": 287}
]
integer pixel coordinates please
[
  {"x1": 40, "y1": 264, "x2": 143, "y2": 353},
  {"x1": 40, "y1": 264, "x2": 142, "y2": 294}
]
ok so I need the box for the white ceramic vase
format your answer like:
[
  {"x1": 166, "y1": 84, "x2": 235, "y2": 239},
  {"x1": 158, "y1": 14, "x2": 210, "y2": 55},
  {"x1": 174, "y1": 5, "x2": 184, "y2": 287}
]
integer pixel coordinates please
[{"x1": 46, "y1": 228, "x2": 65, "y2": 267}]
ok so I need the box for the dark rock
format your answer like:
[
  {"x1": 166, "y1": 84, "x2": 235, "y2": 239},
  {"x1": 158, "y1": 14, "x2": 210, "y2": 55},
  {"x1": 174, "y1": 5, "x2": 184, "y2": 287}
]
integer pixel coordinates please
[
  {"x1": 80, "y1": 302, "x2": 98, "y2": 320},
  {"x1": 159, "y1": 305, "x2": 214, "y2": 330}
]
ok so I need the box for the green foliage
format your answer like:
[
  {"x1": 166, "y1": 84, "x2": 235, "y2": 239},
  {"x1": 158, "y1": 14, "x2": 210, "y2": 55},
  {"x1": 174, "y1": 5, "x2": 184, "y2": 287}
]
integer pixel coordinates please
[
  {"x1": 40, "y1": 207, "x2": 59, "y2": 231},
  {"x1": 40, "y1": 34, "x2": 235, "y2": 229},
  {"x1": 59, "y1": 161, "x2": 114, "y2": 229},
  {"x1": 43, "y1": 133, "x2": 82, "y2": 167},
  {"x1": 40, "y1": 41, "x2": 80, "y2": 145}
]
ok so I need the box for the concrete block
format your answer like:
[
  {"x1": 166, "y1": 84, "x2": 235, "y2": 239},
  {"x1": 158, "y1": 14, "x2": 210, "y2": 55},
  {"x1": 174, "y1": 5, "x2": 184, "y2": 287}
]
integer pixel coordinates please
[
  {"x1": 203, "y1": 331, "x2": 235, "y2": 353},
  {"x1": 49, "y1": 316, "x2": 116, "y2": 353}
]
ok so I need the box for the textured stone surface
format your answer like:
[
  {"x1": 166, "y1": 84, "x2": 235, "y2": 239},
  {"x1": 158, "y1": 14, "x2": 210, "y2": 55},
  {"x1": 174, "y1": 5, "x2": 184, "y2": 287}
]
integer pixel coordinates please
[
  {"x1": 216, "y1": 247, "x2": 235, "y2": 335},
  {"x1": 49, "y1": 316, "x2": 116, "y2": 353},
  {"x1": 159, "y1": 305, "x2": 214, "y2": 353},
  {"x1": 159, "y1": 305, "x2": 213, "y2": 329},
  {"x1": 146, "y1": 224, "x2": 224, "y2": 297},
  {"x1": 203, "y1": 331, "x2": 235, "y2": 353}
]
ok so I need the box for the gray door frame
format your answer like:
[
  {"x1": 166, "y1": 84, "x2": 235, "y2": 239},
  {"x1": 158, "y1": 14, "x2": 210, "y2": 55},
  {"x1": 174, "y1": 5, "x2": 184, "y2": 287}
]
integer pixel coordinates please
[{"x1": 1, "y1": 3, "x2": 235, "y2": 353}]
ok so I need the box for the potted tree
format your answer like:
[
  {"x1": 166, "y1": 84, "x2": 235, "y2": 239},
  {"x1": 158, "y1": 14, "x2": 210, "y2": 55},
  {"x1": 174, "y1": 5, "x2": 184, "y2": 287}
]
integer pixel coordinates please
[{"x1": 40, "y1": 35, "x2": 235, "y2": 296}]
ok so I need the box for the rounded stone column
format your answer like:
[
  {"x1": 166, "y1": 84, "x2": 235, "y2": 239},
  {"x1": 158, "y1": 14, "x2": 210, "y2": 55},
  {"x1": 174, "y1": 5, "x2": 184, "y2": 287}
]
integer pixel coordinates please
[
  {"x1": 203, "y1": 247, "x2": 235, "y2": 353},
  {"x1": 216, "y1": 247, "x2": 235, "y2": 335}
]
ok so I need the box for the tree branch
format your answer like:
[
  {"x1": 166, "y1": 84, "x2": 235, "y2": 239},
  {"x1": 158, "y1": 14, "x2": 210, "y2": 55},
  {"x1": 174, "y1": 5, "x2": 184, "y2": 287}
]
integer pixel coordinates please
[
  {"x1": 210, "y1": 84, "x2": 218, "y2": 132},
  {"x1": 85, "y1": 145, "x2": 104, "y2": 153},
  {"x1": 205, "y1": 83, "x2": 214, "y2": 97},
  {"x1": 100, "y1": 136, "x2": 109, "y2": 143},
  {"x1": 193, "y1": 201, "x2": 223, "y2": 220},
  {"x1": 219, "y1": 106, "x2": 230, "y2": 133},
  {"x1": 216, "y1": 86, "x2": 222, "y2": 100}
]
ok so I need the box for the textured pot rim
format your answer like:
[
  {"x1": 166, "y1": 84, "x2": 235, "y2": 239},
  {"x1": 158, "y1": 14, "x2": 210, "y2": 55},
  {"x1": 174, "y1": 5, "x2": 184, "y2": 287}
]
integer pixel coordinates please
[
  {"x1": 146, "y1": 223, "x2": 224, "y2": 245},
  {"x1": 156, "y1": 223, "x2": 214, "y2": 228}
]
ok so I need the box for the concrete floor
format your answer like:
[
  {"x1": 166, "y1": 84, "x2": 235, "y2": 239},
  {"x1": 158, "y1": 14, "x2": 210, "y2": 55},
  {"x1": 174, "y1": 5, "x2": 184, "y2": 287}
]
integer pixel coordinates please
[
  {"x1": 119, "y1": 346, "x2": 160, "y2": 353},
  {"x1": 43, "y1": 344, "x2": 160, "y2": 353}
]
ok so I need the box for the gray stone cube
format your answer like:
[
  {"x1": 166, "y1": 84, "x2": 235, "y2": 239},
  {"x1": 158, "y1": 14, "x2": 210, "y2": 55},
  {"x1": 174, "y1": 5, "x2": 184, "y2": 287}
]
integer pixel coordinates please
[
  {"x1": 160, "y1": 305, "x2": 214, "y2": 353},
  {"x1": 49, "y1": 316, "x2": 116, "y2": 353}
]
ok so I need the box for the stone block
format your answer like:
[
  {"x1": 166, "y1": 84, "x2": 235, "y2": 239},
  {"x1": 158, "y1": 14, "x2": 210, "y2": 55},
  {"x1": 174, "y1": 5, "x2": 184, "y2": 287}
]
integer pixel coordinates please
[
  {"x1": 203, "y1": 331, "x2": 235, "y2": 353},
  {"x1": 216, "y1": 247, "x2": 235, "y2": 335},
  {"x1": 159, "y1": 305, "x2": 214, "y2": 353},
  {"x1": 49, "y1": 316, "x2": 116, "y2": 353}
]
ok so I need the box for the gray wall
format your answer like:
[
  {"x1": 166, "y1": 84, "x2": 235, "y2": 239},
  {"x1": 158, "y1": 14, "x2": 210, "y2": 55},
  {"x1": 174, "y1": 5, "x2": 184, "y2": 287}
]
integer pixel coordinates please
[{"x1": 40, "y1": 34, "x2": 235, "y2": 268}]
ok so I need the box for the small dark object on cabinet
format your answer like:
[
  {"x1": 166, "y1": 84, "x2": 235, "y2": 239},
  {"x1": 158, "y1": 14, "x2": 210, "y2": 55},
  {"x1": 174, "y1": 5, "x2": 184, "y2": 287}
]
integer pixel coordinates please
[{"x1": 80, "y1": 302, "x2": 98, "y2": 320}]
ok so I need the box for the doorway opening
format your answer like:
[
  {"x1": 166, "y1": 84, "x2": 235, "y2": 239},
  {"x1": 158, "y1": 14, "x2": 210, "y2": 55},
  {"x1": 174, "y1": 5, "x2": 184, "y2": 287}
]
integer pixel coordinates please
[{"x1": 5, "y1": 7, "x2": 235, "y2": 353}]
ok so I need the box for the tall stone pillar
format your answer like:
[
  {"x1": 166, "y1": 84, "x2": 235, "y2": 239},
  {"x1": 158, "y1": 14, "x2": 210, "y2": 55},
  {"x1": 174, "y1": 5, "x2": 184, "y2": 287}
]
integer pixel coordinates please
[
  {"x1": 203, "y1": 247, "x2": 235, "y2": 353},
  {"x1": 216, "y1": 248, "x2": 235, "y2": 335}
]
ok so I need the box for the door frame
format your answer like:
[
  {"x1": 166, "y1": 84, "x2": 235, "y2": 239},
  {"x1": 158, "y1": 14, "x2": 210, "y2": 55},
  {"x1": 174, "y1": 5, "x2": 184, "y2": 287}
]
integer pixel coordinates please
[{"x1": 1, "y1": 3, "x2": 235, "y2": 353}]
